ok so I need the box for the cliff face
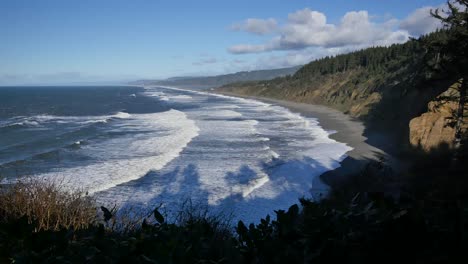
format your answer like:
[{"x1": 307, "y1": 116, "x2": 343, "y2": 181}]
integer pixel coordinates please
[
  {"x1": 217, "y1": 69, "x2": 390, "y2": 119},
  {"x1": 409, "y1": 83, "x2": 466, "y2": 151},
  {"x1": 218, "y1": 68, "x2": 448, "y2": 150}
]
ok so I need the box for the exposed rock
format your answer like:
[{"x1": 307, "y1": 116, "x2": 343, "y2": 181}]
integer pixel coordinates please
[
  {"x1": 409, "y1": 83, "x2": 465, "y2": 151},
  {"x1": 349, "y1": 92, "x2": 382, "y2": 117}
]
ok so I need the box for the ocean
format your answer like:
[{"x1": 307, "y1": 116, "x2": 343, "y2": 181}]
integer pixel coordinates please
[{"x1": 0, "y1": 85, "x2": 351, "y2": 223}]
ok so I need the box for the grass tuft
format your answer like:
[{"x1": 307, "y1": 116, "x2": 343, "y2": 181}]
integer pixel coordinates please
[{"x1": 0, "y1": 179, "x2": 96, "y2": 231}]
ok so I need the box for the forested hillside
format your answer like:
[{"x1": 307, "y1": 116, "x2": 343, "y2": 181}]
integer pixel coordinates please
[
  {"x1": 217, "y1": 31, "x2": 458, "y2": 151},
  {"x1": 133, "y1": 66, "x2": 300, "y2": 89}
]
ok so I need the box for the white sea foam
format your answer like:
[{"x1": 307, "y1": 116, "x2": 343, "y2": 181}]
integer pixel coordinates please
[
  {"x1": 9, "y1": 112, "x2": 133, "y2": 127},
  {"x1": 205, "y1": 105, "x2": 241, "y2": 110},
  {"x1": 9, "y1": 85, "x2": 352, "y2": 224},
  {"x1": 28, "y1": 109, "x2": 200, "y2": 194},
  {"x1": 270, "y1": 150, "x2": 280, "y2": 159},
  {"x1": 198, "y1": 109, "x2": 243, "y2": 119},
  {"x1": 113, "y1": 112, "x2": 132, "y2": 119},
  {"x1": 169, "y1": 95, "x2": 193, "y2": 100},
  {"x1": 123, "y1": 86, "x2": 353, "y2": 223},
  {"x1": 142, "y1": 91, "x2": 169, "y2": 101},
  {"x1": 15, "y1": 120, "x2": 40, "y2": 127},
  {"x1": 0, "y1": 118, "x2": 40, "y2": 128}
]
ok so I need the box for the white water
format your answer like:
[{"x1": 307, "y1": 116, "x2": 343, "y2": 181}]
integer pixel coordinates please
[
  {"x1": 27, "y1": 109, "x2": 200, "y2": 194},
  {"x1": 4, "y1": 86, "x2": 352, "y2": 223},
  {"x1": 95, "y1": 86, "x2": 352, "y2": 223},
  {"x1": 1, "y1": 111, "x2": 133, "y2": 129}
]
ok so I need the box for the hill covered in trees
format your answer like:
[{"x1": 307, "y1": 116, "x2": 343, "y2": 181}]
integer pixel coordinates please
[
  {"x1": 132, "y1": 66, "x2": 300, "y2": 90},
  {"x1": 217, "y1": 31, "x2": 461, "y2": 153}
]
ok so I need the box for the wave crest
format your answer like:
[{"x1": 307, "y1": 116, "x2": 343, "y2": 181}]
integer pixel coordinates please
[{"x1": 25, "y1": 109, "x2": 200, "y2": 194}]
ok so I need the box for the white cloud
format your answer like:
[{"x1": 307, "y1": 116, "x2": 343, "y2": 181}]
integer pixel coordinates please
[
  {"x1": 231, "y1": 18, "x2": 277, "y2": 35},
  {"x1": 222, "y1": 5, "x2": 452, "y2": 71},
  {"x1": 221, "y1": 48, "x2": 339, "y2": 74},
  {"x1": 253, "y1": 47, "x2": 349, "y2": 69},
  {"x1": 228, "y1": 6, "x2": 444, "y2": 55},
  {"x1": 254, "y1": 52, "x2": 314, "y2": 69},
  {"x1": 399, "y1": 6, "x2": 443, "y2": 36}
]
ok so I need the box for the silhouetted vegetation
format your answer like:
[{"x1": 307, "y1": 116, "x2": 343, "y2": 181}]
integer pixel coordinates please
[
  {"x1": 1, "y1": 156, "x2": 468, "y2": 263},
  {"x1": 428, "y1": 0, "x2": 468, "y2": 154}
]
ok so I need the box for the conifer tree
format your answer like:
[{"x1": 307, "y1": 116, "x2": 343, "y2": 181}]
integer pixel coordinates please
[{"x1": 430, "y1": 0, "x2": 468, "y2": 151}]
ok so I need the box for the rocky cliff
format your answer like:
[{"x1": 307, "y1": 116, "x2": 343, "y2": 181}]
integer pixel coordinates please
[{"x1": 409, "y1": 82, "x2": 467, "y2": 151}]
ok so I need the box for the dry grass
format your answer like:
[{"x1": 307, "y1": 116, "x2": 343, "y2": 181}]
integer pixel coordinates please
[{"x1": 0, "y1": 179, "x2": 97, "y2": 231}]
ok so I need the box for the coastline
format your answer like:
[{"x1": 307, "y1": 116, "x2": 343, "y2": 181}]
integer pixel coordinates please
[{"x1": 214, "y1": 91, "x2": 396, "y2": 187}]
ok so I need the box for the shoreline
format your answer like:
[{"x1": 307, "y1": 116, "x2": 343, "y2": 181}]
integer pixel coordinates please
[{"x1": 215, "y1": 91, "x2": 396, "y2": 187}]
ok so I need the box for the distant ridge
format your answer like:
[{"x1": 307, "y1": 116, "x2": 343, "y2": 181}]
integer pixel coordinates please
[{"x1": 130, "y1": 66, "x2": 301, "y2": 90}]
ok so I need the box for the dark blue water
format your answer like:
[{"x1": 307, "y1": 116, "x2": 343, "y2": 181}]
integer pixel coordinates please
[{"x1": 0, "y1": 86, "x2": 168, "y2": 177}]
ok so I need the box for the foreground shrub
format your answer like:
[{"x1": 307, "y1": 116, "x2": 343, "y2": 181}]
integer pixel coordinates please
[
  {"x1": 0, "y1": 179, "x2": 96, "y2": 231},
  {"x1": 236, "y1": 195, "x2": 468, "y2": 264},
  {"x1": 1, "y1": 168, "x2": 467, "y2": 263}
]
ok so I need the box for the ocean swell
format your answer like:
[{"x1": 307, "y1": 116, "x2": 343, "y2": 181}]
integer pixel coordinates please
[{"x1": 11, "y1": 109, "x2": 200, "y2": 194}]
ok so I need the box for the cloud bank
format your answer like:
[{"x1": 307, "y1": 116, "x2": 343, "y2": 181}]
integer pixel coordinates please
[
  {"x1": 400, "y1": 6, "x2": 443, "y2": 36},
  {"x1": 228, "y1": 6, "x2": 443, "y2": 55},
  {"x1": 231, "y1": 18, "x2": 278, "y2": 35}
]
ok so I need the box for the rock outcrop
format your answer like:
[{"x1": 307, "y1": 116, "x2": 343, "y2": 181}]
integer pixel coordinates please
[{"x1": 409, "y1": 83, "x2": 466, "y2": 151}]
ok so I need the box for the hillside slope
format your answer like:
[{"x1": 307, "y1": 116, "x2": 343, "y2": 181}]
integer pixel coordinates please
[
  {"x1": 133, "y1": 66, "x2": 300, "y2": 90},
  {"x1": 217, "y1": 32, "x2": 459, "y2": 153}
]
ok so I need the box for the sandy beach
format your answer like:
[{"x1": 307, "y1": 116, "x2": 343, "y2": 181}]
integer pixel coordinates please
[{"x1": 215, "y1": 92, "x2": 396, "y2": 186}]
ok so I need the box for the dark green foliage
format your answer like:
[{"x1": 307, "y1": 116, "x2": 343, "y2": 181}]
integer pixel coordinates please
[
  {"x1": 293, "y1": 40, "x2": 424, "y2": 79},
  {"x1": 222, "y1": 33, "x2": 433, "y2": 93},
  {"x1": 1, "y1": 184, "x2": 468, "y2": 263},
  {"x1": 429, "y1": 0, "x2": 468, "y2": 76},
  {"x1": 153, "y1": 207, "x2": 164, "y2": 224},
  {"x1": 232, "y1": 194, "x2": 468, "y2": 264},
  {"x1": 0, "y1": 204, "x2": 239, "y2": 263},
  {"x1": 101, "y1": 206, "x2": 113, "y2": 222},
  {"x1": 427, "y1": 1, "x2": 468, "y2": 151}
]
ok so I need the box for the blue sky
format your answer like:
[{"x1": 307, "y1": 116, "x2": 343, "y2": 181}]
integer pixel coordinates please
[{"x1": 0, "y1": 0, "x2": 446, "y2": 84}]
